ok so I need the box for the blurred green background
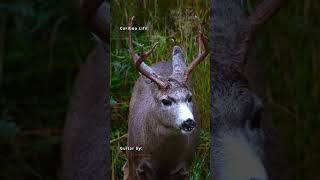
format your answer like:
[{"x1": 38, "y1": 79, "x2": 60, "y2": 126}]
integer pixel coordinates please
[{"x1": 110, "y1": 0, "x2": 210, "y2": 179}]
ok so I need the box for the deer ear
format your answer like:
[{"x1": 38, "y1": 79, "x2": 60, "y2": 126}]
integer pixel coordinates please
[{"x1": 171, "y1": 46, "x2": 187, "y2": 80}]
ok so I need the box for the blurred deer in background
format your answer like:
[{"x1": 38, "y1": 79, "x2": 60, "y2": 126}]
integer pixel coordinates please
[
  {"x1": 61, "y1": 0, "x2": 109, "y2": 179},
  {"x1": 122, "y1": 16, "x2": 208, "y2": 180},
  {"x1": 211, "y1": 0, "x2": 291, "y2": 180}
]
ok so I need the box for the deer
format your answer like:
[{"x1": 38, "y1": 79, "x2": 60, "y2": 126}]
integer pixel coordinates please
[
  {"x1": 122, "y1": 16, "x2": 208, "y2": 180},
  {"x1": 61, "y1": 0, "x2": 110, "y2": 180},
  {"x1": 211, "y1": 0, "x2": 291, "y2": 180}
]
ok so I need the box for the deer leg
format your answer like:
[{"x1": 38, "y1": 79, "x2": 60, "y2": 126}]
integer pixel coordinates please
[
  {"x1": 166, "y1": 165, "x2": 189, "y2": 180},
  {"x1": 122, "y1": 161, "x2": 130, "y2": 180},
  {"x1": 135, "y1": 158, "x2": 157, "y2": 180}
]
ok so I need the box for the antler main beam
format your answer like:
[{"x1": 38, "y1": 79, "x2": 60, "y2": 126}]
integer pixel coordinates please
[
  {"x1": 234, "y1": 0, "x2": 288, "y2": 66},
  {"x1": 249, "y1": 0, "x2": 287, "y2": 31},
  {"x1": 184, "y1": 25, "x2": 209, "y2": 82},
  {"x1": 128, "y1": 16, "x2": 169, "y2": 90}
]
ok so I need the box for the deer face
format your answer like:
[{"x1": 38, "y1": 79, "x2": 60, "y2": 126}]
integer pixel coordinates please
[
  {"x1": 211, "y1": 65, "x2": 267, "y2": 180},
  {"x1": 146, "y1": 46, "x2": 197, "y2": 135},
  {"x1": 154, "y1": 79, "x2": 195, "y2": 134}
]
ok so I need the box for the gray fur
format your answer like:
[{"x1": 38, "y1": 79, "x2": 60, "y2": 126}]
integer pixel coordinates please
[
  {"x1": 211, "y1": 62, "x2": 267, "y2": 180},
  {"x1": 124, "y1": 46, "x2": 198, "y2": 180},
  {"x1": 211, "y1": 0, "x2": 291, "y2": 180},
  {"x1": 62, "y1": 43, "x2": 109, "y2": 180},
  {"x1": 62, "y1": 1, "x2": 110, "y2": 179}
]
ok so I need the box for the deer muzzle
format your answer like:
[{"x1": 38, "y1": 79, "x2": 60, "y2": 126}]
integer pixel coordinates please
[
  {"x1": 180, "y1": 119, "x2": 197, "y2": 132},
  {"x1": 176, "y1": 104, "x2": 196, "y2": 134}
]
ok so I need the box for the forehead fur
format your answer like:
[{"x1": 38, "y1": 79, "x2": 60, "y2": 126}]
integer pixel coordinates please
[{"x1": 159, "y1": 78, "x2": 190, "y2": 97}]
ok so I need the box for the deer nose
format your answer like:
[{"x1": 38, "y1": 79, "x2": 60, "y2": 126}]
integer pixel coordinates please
[{"x1": 180, "y1": 119, "x2": 196, "y2": 132}]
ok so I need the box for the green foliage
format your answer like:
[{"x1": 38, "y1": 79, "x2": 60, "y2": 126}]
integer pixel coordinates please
[
  {"x1": 110, "y1": 130, "x2": 210, "y2": 180},
  {"x1": 110, "y1": 0, "x2": 210, "y2": 130},
  {"x1": 110, "y1": 0, "x2": 210, "y2": 179},
  {"x1": 189, "y1": 131, "x2": 210, "y2": 180},
  {"x1": 110, "y1": 130, "x2": 128, "y2": 179}
]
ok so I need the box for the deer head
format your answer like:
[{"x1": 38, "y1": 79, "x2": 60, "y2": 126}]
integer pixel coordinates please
[
  {"x1": 128, "y1": 16, "x2": 208, "y2": 134},
  {"x1": 211, "y1": 0, "x2": 287, "y2": 179}
]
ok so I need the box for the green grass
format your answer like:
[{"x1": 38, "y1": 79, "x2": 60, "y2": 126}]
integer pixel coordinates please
[
  {"x1": 110, "y1": 0, "x2": 210, "y2": 179},
  {"x1": 256, "y1": 1, "x2": 320, "y2": 179},
  {"x1": 189, "y1": 131, "x2": 210, "y2": 180},
  {"x1": 110, "y1": 130, "x2": 210, "y2": 180}
]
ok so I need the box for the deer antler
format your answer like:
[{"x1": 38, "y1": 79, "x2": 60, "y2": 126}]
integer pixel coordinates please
[
  {"x1": 249, "y1": 0, "x2": 287, "y2": 30},
  {"x1": 184, "y1": 24, "x2": 209, "y2": 82},
  {"x1": 79, "y1": 0, "x2": 109, "y2": 43},
  {"x1": 234, "y1": 0, "x2": 287, "y2": 66},
  {"x1": 128, "y1": 16, "x2": 169, "y2": 89}
]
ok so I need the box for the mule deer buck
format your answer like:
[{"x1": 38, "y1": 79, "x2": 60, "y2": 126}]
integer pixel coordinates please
[
  {"x1": 211, "y1": 0, "x2": 291, "y2": 180},
  {"x1": 61, "y1": 0, "x2": 109, "y2": 179},
  {"x1": 122, "y1": 16, "x2": 208, "y2": 179}
]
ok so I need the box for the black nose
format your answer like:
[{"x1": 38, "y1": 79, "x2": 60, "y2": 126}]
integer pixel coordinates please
[{"x1": 181, "y1": 119, "x2": 196, "y2": 132}]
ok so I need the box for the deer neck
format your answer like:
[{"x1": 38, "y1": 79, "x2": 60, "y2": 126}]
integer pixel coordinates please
[{"x1": 142, "y1": 110, "x2": 191, "y2": 152}]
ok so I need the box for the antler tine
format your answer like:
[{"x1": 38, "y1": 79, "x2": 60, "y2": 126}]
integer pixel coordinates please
[
  {"x1": 128, "y1": 16, "x2": 139, "y2": 62},
  {"x1": 249, "y1": 0, "x2": 287, "y2": 31},
  {"x1": 184, "y1": 24, "x2": 209, "y2": 82},
  {"x1": 234, "y1": 0, "x2": 287, "y2": 66},
  {"x1": 128, "y1": 16, "x2": 168, "y2": 89}
]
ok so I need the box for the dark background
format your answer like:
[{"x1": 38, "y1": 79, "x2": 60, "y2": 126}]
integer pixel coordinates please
[
  {"x1": 0, "y1": 0, "x2": 319, "y2": 180},
  {"x1": 256, "y1": 1, "x2": 320, "y2": 179},
  {"x1": 0, "y1": 0, "x2": 94, "y2": 179}
]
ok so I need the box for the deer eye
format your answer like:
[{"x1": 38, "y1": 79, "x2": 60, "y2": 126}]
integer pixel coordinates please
[
  {"x1": 249, "y1": 108, "x2": 262, "y2": 130},
  {"x1": 187, "y1": 96, "x2": 192, "y2": 103},
  {"x1": 161, "y1": 99, "x2": 172, "y2": 106}
]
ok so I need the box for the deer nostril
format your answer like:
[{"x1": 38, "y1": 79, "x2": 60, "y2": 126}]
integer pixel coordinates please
[
  {"x1": 186, "y1": 119, "x2": 196, "y2": 127},
  {"x1": 181, "y1": 119, "x2": 196, "y2": 132}
]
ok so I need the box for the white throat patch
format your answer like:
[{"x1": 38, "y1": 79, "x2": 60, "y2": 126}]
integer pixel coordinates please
[{"x1": 217, "y1": 134, "x2": 268, "y2": 180}]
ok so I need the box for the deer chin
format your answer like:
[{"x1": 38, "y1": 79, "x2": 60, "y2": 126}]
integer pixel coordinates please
[
  {"x1": 163, "y1": 123, "x2": 194, "y2": 135},
  {"x1": 179, "y1": 126, "x2": 195, "y2": 135}
]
